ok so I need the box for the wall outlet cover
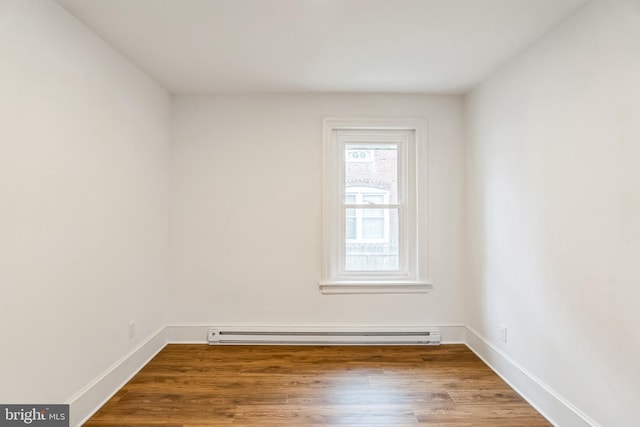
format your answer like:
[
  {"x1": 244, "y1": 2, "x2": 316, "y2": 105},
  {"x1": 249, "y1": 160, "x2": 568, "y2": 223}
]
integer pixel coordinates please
[{"x1": 499, "y1": 324, "x2": 507, "y2": 343}]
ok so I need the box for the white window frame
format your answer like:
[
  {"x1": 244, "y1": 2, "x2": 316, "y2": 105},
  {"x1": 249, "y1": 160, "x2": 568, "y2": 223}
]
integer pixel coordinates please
[{"x1": 320, "y1": 117, "x2": 432, "y2": 294}]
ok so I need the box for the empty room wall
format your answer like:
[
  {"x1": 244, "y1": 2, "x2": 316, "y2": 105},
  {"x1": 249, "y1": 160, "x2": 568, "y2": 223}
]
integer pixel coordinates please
[
  {"x1": 465, "y1": 0, "x2": 640, "y2": 425},
  {"x1": 0, "y1": 0, "x2": 170, "y2": 419},
  {"x1": 170, "y1": 94, "x2": 466, "y2": 330}
]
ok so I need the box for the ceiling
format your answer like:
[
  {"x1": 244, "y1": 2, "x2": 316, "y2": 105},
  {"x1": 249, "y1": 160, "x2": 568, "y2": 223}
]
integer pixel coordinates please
[{"x1": 56, "y1": 0, "x2": 590, "y2": 95}]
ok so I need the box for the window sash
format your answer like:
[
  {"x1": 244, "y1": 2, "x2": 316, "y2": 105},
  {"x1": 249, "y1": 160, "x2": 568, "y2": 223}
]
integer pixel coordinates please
[
  {"x1": 337, "y1": 132, "x2": 410, "y2": 278},
  {"x1": 344, "y1": 207, "x2": 399, "y2": 272}
]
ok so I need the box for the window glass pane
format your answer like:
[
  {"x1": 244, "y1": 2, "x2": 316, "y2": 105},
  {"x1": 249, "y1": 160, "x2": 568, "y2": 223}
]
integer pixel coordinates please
[
  {"x1": 345, "y1": 208, "x2": 399, "y2": 271},
  {"x1": 362, "y1": 194, "x2": 384, "y2": 217},
  {"x1": 345, "y1": 193, "x2": 356, "y2": 217},
  {"x1": 345, "y1": 150, "x2": 372, "y2": 162},
  {"x1": 362, "y1": 194, "x2": 384, "y2": 204},
  {"x1": 345, "y1": 143, "x2": 398, "y2": 204},
  {"x1": 346, "y1": 217, "x2": 356, "y2": 239},
  {"x1": 363, "y1": 208, "x2": 383, "y2": 217},
  {"x1": 363, "y1": 218, "x2": 384, "y2": 239}
]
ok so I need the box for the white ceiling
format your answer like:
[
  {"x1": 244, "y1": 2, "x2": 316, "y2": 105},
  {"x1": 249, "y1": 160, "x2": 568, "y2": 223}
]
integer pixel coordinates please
[{"x1": 56, "y1": 0, "x2": 590, "y2": 95}]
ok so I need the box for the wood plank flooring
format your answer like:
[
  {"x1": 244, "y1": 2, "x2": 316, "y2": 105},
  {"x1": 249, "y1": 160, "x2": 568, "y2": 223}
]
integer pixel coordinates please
[{"x1": 84, "y1": 344, "x2": 551, "y2": 426}]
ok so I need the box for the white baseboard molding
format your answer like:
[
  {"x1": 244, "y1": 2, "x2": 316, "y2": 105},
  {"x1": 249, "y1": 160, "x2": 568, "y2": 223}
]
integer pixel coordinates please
[
  {"x1": 66, "y1": 327, "x2": 167, "y2": 427},
  {"x1": 464, "y1": 326, "x2": 598, "y2": 427},
  {"x1": 166, "y1": 323, "x2": 466, "y2": 344}
]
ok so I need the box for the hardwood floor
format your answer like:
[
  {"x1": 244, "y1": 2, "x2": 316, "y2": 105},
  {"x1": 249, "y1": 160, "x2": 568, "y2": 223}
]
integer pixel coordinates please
[{"x1": 84, "y1": 344, "x2": 551, "y2": 426}]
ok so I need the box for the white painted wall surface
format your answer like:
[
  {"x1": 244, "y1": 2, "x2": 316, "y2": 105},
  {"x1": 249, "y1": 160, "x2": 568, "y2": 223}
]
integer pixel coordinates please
[
  {"x1": 465, "y1": 0, "x2": 640, "y2": 425},
  {"x1": 170, "y1": 94, "x2": 465, "y2": 327},
  {"x1": 0, "y1": 0, "x2": 170, "y2": 407}
]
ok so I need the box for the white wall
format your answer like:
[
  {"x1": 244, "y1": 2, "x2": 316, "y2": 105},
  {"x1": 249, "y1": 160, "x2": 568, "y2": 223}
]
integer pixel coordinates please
[
  {"x1": 170, "y1": 94, "x2": 465, "y2": 328},
  {"x1": 465, "y1": 0, "x2": 640, "y2": 425},
  {"x1": 0, "y1": 0, "x2": 170, "y2": 411}
]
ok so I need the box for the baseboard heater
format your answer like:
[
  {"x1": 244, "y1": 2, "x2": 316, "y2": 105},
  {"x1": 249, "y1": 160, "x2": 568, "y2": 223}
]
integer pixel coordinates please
[{"x1": 207, "y1": 328, "x2": 441, "y2": 345}]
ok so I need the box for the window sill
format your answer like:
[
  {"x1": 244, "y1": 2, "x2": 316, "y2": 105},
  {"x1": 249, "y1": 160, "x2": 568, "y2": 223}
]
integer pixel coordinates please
[{"x1": 319, "y1": 281, "x2": 433, "y2": 295}]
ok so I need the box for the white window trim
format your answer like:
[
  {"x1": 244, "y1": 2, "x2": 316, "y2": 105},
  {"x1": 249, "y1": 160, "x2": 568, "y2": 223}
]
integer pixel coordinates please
[{"x1": 320, "y1": 117, "x2": 432, "y2": 294}]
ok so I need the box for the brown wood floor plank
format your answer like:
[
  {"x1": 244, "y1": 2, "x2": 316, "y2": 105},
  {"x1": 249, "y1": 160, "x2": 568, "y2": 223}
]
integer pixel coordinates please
[
  {"x1": 285, "y1": 389, "x2": 453, "y2": 405},
  {"x1": 83, "y1": 344, "x2": 551, "y2": 426},
  {"x1": 414, "y1": 402, "x2": 550, "y2": 424},
  {"x1": 447, "y1": 389, "x2": 526, "y2": 404},
  {"x1": 232, "y1": 404, "x2": 418, "y2": 424}
]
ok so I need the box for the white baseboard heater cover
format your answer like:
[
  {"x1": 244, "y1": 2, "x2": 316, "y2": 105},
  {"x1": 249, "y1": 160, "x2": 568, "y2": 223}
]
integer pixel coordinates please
[{"x1": 207, "y1": 328, "x2": 441, "y2": 345}]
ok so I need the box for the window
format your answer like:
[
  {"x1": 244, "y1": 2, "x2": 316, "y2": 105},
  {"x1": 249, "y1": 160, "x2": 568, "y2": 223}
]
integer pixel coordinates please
[{"x1": 320, "y1": 117, "x2": 432, "y2": 294}]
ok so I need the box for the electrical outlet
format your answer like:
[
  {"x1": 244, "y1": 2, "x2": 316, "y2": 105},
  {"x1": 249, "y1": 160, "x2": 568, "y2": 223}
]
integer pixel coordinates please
[
  {"x1": 128, "y1": 320, "x2": 136, "y2": 339},
  {"x1": 499, "y1": 324, "x2": 507, "y2": 343}
]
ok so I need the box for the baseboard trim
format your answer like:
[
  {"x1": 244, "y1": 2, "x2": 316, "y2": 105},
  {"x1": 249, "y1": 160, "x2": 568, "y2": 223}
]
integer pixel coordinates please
[
  {"x1": 464, "y1": 326, "x2": 598, "y2": 427},
  {"x1": 66, "y1": 327, "x2": 167, "y2": 427},
  {"x1": 166, "y1": 323, "x2": 467, "y2": 344}
]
